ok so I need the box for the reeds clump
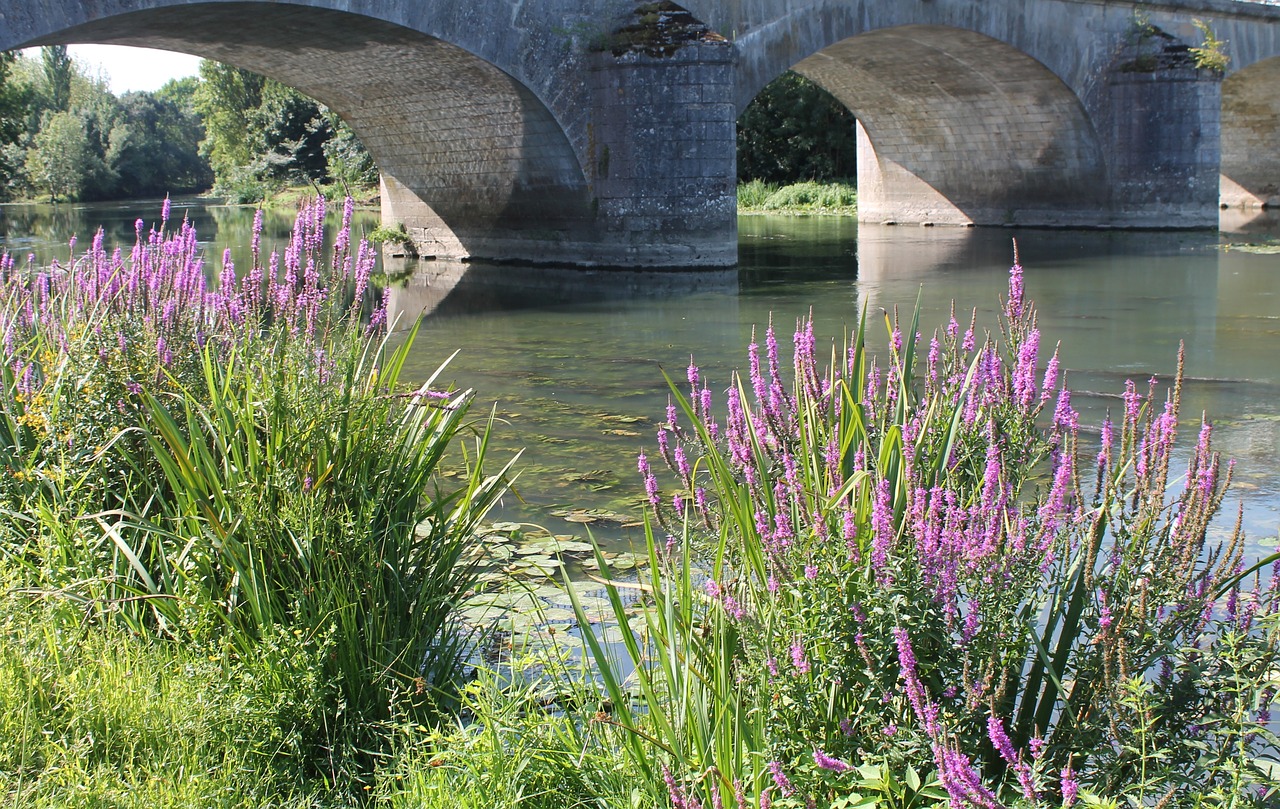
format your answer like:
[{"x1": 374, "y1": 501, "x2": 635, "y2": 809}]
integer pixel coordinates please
[
  {"x1": 580, "y1": 260, "x2": 1280, "y2": 807},
  {"x1": 0, "y1": 197, "x2": 512, "y2": 784}
]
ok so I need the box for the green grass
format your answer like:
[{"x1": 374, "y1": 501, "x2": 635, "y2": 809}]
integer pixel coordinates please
[
  {"x1": 0, "y1": 590, "x2": 340, "y2": 808},
  {"x1": 737, "y1": 179, "x2": 857, "y2": 215}
]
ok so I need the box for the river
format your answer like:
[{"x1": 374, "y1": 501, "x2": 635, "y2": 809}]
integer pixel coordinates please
[{"x1": 3, "y1": 199, "x2": 1278, "y2": 563}]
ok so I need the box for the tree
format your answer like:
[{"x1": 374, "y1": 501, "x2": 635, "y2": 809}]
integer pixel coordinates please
[
  {"x1": 41, "y1": 45, "x2": 72, "y2": 113},
  {"x1": 0, "y1": 52, "x2": 37, "y2": 198},
  {"x1": 25, "y1": 110, "x2": 91, "y2": 201},
  {"x1": 249, "y1": 79, "x2": 330, "y2": 183},
  {"x1": 737, "y1": 71, "x2": 858, "y2": 184},
  {"x1": 108, "y1": 91, "x2": 211, "y2": 197},
  {"x1": 323, "y1": 114, "x2": 377, "y2": 189},
  {"x1": 192, "y1": 59, "x2": 376, "y2": 200},
  {"x1": 192, "y1": 60, "x2": 265, "y2": 180}
]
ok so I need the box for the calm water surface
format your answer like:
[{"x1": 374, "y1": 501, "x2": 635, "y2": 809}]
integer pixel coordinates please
[{"x1": 4, "y1": 200, "x2": 1279, "y2": 557}]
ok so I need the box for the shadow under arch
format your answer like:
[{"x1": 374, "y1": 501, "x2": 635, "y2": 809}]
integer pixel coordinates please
[
  {"x1": 1221, "y1": 56, "x2": 1280, "y2": 210},
  {"x1": 9, "y1": 2, "x2": 594, "y2": 261},
  {"x1": 765, "y1": 25, "x2": 1109, "y2": 227}
]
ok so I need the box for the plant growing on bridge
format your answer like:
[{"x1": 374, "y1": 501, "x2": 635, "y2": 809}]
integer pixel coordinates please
[
  {"x1": 579, "y1": 262, "x2": 1280, "y2": 807},
  {"x1": 1191, "y1": 19, "x2": 1230, "y2": 73}
]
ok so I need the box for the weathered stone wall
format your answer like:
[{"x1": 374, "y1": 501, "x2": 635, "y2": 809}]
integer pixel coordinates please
[
  {"x1": 589, "y1": 41, "x2": 738, "y2": 266},
  {"x1": 1096, "y1": 67, "x2": 1223, "y2": 225}
]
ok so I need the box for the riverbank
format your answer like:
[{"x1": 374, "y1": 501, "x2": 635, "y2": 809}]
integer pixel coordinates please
[
  {"x1": 736, "y1": 178, "x2": 857, "y2": 215},
  {"x1": 3, "y1": 197, "x2": 1279, "y2": 809},
  {"x1": 228, "y1": 180, "x2": 855, "y2": 216}
]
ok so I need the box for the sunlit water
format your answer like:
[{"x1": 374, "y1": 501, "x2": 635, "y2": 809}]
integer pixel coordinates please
[{"x1": 4, "y1": 199, "x2": 1279, "y2": 563}]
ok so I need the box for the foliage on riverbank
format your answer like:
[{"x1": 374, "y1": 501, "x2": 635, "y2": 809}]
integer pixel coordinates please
[
  {"x1": 739, "y1": 179, "x2": 857, "y2": 215},
  {"x1": 578, "y1": 263, "x2": 1280, "y2": 807},
  {"x1": 2, "y1": 200, "x2": 1278, "y2": 808},
  {"x1": 0, "y1": 197, "x2": 513, "y2": 798}
]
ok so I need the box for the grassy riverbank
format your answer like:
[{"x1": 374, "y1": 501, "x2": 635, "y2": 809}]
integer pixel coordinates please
[
  {"x1": 2, "y1": 199, "x2": 1278, "y2": 808},
  {"x1": 737, "y1": 178, "x2": 857, "y2": 215}
]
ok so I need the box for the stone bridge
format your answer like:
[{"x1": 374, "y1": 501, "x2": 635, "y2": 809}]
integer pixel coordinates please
[{"x1": 5, "y1": 0, "x2": 1280, "y2": 267}]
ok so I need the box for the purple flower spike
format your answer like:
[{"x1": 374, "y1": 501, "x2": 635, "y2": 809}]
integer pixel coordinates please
[
  {"x1": 768, "y1": 762, "x2": 793, "y2": 797},
  {"x1": 1006, "y1": 259, "x2": 1025, "y2": 321},
  {"x1": 1061, "y1": 764, "x2": 1079, "y2": 808},
  {"x1": 813, "y1": 749, "x2": 853, "y2": 773}
]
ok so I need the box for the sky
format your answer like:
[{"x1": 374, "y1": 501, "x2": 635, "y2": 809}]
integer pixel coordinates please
[{"x1": 22, "y1": 44, "x2": 203, "y2": 95}]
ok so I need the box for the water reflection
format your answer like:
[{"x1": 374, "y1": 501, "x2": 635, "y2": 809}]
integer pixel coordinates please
[{"x1": 386, "y1": 259, "x2": 737, "y2": 323}]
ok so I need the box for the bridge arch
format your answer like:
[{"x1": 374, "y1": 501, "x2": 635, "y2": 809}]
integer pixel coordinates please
[
  {"x1": 1221, "y1": 56, "x2": 1280, "y2": 208},
  {"x1": 742, "y1": 24, "x2": 1107, "y2": 226},
  {"x1": 1, "y1": 0, "x2": 598, "y2": 260}
]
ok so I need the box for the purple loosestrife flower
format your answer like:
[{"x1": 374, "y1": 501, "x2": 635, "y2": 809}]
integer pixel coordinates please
[
  {"x1": 870, "y1": 478, "x2": 894, "y2": 571},
  {"x1": 699, "y1": 386, "x2": 716, "y2": 437},
  {"x1": 638, "y1": 451, "x2": 660, "y2": 508},
  {"x1": 842, "y1": 509, "x2": 860, "y2": 560},
  {"x1": 1013, "y1": 328, "x2": 1039, "y2": 408},
  {"x1": 687, "y1": 358, "x2": 699, "y2": 388},
  {"x1": 1041, "y1": 346, "x2": 1060, "y2": 404},
  {"x1": 927, "y1": 334, "x2": 941, "y2": 388},
  {"x1": 748, "y1": 335, "x2": 768, "y2": 406},
  {"x1": 662, "y1": 765, "x2": 689, "y2": 809},
  {"x1": 988, "y1": 716, "x2": 1036, "y2": 801},
  {"x1": 1052, "y1": 388, "x2": 1077, "y2": 433},
  {"x1": 934, "y1": 744, "x2": 1005, "y2": 809},
  {"x1": 1006, "y1": 258, "x2": 1025, "y2": 321},
  {"x1": 790, "y1": 638, "x2": 810, "y2": 674},
  {"x1": 894, "y1": 627, "x2": 940, "y2": 737},
  {"x1": 768, "y1": 762, "x2": 793, "y2": 797},
  {"x1": 813, "y1": 749, "x2": 853, "y2": 773},
  {"x1": 1098, "y1": 416, "x2": 1114, "y2": 470},
  {"x1": 675, "y1": 446, "x2": 691, "y2": 485},
  {"x1": 1061, "y1": 764, "x2": 1079, "y2": 808}
]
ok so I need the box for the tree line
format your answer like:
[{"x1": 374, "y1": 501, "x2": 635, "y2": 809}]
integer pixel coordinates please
[
  {"x1": 0, "y1": 47, "x2": 376, "y2": 204},
  {"x1": 0, "y1": 46, "x2": 853, "y2": 204}
]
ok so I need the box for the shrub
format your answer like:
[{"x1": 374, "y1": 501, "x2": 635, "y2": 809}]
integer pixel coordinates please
[
  {"x1": 738, "y1": 179, "x2": 858, "y2": 214},
  {"x1": 0, "y1": 196, "x2": 513, "y2": 785},
  {"x1": 580, "y1": 260, "x2": 1280, "y2": 807}
]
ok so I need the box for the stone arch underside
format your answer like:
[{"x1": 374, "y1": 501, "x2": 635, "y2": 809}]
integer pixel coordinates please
[
  {"x1": 1221, "y1": 57, "x2": 1280, "y2": 208},
  {"x1": 787, "y1": 26, "x2": 1107, "y2": 226},
  {"x1": 8, "y1": 3, "x2": 593, "y2": 260}
]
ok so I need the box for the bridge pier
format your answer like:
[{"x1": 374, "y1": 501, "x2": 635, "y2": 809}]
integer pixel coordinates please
[
  {"x1": 385, "y1": 41, "x2": 738, "y2": 268},
  {"x1": 1093, "y1": 61, "x2": 1223, "y2": 227},
  {"x1": 584, "y1": 42, "x2": 738, "y2": 267}
]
